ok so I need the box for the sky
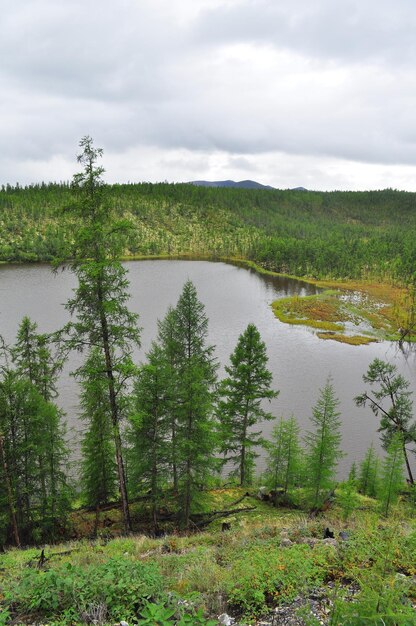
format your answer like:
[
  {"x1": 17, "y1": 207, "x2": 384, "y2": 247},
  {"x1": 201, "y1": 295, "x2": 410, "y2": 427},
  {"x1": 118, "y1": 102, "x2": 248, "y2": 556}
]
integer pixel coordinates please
[{"x1": 2, "y1": 0, "x2": 416, "y2": 191}]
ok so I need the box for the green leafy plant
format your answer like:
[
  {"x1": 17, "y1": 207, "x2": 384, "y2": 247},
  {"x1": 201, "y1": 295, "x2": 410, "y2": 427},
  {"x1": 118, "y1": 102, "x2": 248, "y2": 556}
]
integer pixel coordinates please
[{"x1": 138, "y1": 601, "x2": 217, "y2": 625}]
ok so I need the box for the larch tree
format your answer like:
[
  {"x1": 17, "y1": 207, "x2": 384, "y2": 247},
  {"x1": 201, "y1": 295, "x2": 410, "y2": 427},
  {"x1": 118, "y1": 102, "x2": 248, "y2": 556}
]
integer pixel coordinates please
[
  {"x1": 79, "y1": 348, "x2": 118, "y2": 524},
  {"x1": 60, "y1": 136, "x2": 141, "y2": 531},
  {"x1": 128, "y1": 342, "x2": 172, "y2": 534},
  {"x1": 355, "y1": 358, "x2": 415, "y2": 485},
  {"x1": 378, "y1": 432, "x2": 405, "y2": 517},
  {"x1": 170, "y1": 280, "x2": 218, "y2": 528},
  {"x1": 358, "y1": 443, "x2": 380, "y2": 498},
  {"x1": 304, "y1": 378, "x2": 343, "y2": 511},
  {"x1": 156, "y1": 307, "x2": 181, "y2": 492},
  {"x1": 218, "y1": 323, "x2": 278, "y2": 486},
  {"x1": 265, "y1": 415, "x2": 302, "y2": 494}
]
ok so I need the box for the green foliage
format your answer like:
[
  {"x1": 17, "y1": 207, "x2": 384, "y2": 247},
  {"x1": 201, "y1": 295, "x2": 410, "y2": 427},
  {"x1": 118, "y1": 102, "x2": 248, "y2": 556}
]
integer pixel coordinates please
[
  {"x1": 304, "y1": 379, "x2": 343, "y2": 510},
  {"x1": 128, "y1": 342, "x2": 172, "y2": 531},
  {"x1": 80, "y1": 349, "x2": 118, "y2": 509},
  {"x1": 1, "y1": 183, "x2": 416, "y2": 282},
  {"x1": 332, "y1": 525, "x2": 416, "y2": 625},
  {"x1": 355, "y1": 358, "x2": 415, "y2": 484},
  {"x1": 358, "y1": 443, "x2": 380, "y2": 497},
  {"x1": 337, "y1": 480, "x2": 360, "y2": 521},
  {"x1": 264, "y1": 415, "x2": 302, "y2": 493},
  {"x1": 138, "y1": 602, "x2": 177, "y2": 625},
  {"x1": 378, "y1": 432, "x2": 405, "y2": 518},
  {"x1": 138, "y1": 601, "x2": 217, "y2": 625},
  {"x1": 227, "y1": 541, "x2": 331, "y2": 617},
  {"x1": 218, "y1": 323, "x2": 278, "y2": 486},
  {"x1": 61, "y1": 137, "x2": 141, "y2": 531},
  {"x1": 166, "y1": 281, "x2": 219, "y2": 528},
  {"x1": 0, "y1": 324, "x2": 70, "y2": 545},
  {"x1": 5, "y1": 558, "x2": 164, "y2": 623}
]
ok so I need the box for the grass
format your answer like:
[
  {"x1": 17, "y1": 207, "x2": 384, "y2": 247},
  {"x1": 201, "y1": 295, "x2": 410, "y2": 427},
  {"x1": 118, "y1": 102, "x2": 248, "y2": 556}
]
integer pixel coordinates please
[
  {"x1": 271, "y1": 289, "x2": 401, "y2": 344},
  {"x1": 316, "y1": 332, "x2": 379, "y2": 346},
  {"x1": 1, "y1": 488, "x2": 415, "y2": 625}
]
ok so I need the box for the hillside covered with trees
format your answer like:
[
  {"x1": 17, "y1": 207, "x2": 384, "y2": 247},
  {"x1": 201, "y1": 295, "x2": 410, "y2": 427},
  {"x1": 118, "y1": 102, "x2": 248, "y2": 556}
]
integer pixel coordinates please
[{"x1": 1, "y1": 181, "x2": 416, "y2": 282}]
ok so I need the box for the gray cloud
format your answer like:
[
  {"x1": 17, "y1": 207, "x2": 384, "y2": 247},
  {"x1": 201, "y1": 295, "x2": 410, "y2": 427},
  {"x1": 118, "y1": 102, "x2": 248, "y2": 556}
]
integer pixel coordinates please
[
  {"x1": 194, "y1": 0, "x2": 416, "y2": 66},
  {"x1": 2, "y1": 0, "x2": 416, "y2": 188}
]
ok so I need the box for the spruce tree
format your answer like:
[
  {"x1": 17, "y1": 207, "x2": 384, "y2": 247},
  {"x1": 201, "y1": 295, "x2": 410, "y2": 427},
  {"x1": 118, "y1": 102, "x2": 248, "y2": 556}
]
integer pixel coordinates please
[
  {"x1": 304, "y1": 378, "x2": 343, "y2": 511},
  {"x1": 61, "y1": 137, "x2": 141, "y2": 531},
  {"x1": 219, "y1": 323, "x2": 278, "y2": 486}
]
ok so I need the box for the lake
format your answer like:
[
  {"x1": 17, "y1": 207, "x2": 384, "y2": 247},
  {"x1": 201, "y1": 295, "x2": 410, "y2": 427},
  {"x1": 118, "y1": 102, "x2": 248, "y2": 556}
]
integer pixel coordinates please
[{"x1": 1, "y1": 259, "x2": 415, "y2": 477}]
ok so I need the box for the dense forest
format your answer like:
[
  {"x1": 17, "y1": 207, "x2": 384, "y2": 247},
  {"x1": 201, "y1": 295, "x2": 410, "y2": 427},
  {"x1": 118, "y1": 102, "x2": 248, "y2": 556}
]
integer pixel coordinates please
[
  {"x1": 1, "y1": 180, "x2": 416, "y2": 282},
  {"x1": 1, "y1": 140, "x2": 415, "y2": 625}
]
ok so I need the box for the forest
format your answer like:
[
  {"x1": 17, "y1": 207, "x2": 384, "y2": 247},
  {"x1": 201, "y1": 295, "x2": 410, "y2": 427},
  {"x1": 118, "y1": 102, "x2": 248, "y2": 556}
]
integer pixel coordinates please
[
  {"x1": 0, "y1": 139, "x2": 415, "y2": 625},
  {"x1": 1, "y1": 177, "x2": 416, "y2": 283}
]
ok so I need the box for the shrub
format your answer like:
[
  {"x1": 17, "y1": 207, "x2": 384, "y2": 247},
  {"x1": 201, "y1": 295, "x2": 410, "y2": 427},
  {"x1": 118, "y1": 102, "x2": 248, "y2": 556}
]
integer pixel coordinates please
[
  {"x1": 226, "y1": 541, "x2": 333, "y2": 617},
  {"x1": 5, "y1": 557, "x2": 164, "y2": 623}
]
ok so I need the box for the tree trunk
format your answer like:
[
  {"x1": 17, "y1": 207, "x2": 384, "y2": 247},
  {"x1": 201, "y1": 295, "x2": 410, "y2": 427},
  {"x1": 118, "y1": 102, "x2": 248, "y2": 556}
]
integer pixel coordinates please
[
  {"x1": 0, "y1": 435, "x2": 21, "y2": 548},
  {"x1": 98, "y1": 287, "x2": 131, "y2": 532}
]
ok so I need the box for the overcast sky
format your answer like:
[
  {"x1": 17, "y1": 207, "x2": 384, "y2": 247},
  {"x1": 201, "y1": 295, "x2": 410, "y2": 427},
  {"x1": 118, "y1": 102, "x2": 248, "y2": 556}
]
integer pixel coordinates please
[{"x1": 2, "y1": 0, "x2": 416, "y2": 190}]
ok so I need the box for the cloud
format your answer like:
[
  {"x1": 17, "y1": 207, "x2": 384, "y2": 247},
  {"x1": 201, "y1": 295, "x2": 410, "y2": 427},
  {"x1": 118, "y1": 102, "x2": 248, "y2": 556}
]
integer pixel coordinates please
[{"x1": 2, "y1": 0, "x2": 416, "y2": 189}]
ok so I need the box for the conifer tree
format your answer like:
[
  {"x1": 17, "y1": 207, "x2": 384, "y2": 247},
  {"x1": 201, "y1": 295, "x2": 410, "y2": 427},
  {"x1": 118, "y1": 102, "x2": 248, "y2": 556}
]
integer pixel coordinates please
[
  {"x1": 156, "y1": 307, "x2": 181, "y2": 492},
  {"x1": 12, "y1": 315, "x2": 62, "y2": 401},
  {"x1": 0, "y1": 366, "x2": 69, "y2": 543},
  {"x1": 129, "y1": 343, "x2": 172, "y2": 534},
  {"x1": 265, "y1": 415, "x2": 302, "y2": 494},
  {"x1": 61, "y1": 137, "x2": 141, "y2": 531},
  {"x1": 79, "y1": 349, "x2": 118, "y2": 514},
  {"x1": 304, "y1": 378, "x2": 343, "y2": 510},
  {"x1": 10, "y1": 316, "x2": 70, "y2": 536},
  {"x1": 378, "y1": 432, "x2": 405, "y2": 517},
  {"x1": 358, "y1": 443, "x2": 380, "y2": 497},
  {"x1": 355, "y1": 358, "x2": 415, "y2": 484},
  {"x1": 170, "y1": 281, "x2": 218, "y2": 528},
  {"x1": 219, "y1": 323, "x2": 278, "y2": 486}
]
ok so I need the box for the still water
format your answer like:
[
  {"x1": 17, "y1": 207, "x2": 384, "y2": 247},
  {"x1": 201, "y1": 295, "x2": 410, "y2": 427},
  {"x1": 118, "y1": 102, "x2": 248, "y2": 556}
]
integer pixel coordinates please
[{"x1": 0, "y1": 259, "x2": 415, "y2": 477}]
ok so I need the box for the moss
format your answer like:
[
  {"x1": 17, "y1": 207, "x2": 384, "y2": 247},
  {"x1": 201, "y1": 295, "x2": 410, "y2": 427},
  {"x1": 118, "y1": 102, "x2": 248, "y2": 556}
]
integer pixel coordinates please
[{"x1": 316, "y1": 332, "x2": 379, "y2": 345}]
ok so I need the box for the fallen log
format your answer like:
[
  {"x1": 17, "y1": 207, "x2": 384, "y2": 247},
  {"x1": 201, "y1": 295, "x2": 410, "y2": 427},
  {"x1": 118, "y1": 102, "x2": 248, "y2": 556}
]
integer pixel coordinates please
[{"x1": 192, "y1": 506, "x2": 257, "y2": 528}]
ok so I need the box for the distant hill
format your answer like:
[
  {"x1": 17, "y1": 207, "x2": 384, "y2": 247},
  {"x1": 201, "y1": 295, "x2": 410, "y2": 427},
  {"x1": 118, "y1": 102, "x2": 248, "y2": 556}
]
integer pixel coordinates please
[{"x1": 189, "y1": 179, "x2": 275, "y2": 190}]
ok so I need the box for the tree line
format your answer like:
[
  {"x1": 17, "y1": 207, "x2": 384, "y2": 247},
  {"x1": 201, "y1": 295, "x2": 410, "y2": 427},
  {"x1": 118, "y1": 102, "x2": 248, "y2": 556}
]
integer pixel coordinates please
[
  {"x1": 0, "y1": 138, "x2": 414, "y2": 546},
  {"x1": 1, "y1": 165, "x2": 416, "y2": 283}
]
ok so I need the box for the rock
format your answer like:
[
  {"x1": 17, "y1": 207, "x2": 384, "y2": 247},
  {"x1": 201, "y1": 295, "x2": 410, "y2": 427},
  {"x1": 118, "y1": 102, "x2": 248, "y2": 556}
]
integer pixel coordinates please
[
  {"x1": 281, "y1": 538, "x2": 293, "y2": 547},
  {"x1": 119, "y1": 622, "x2": 129, "y2": 626},
  {"x1": 218, "y1": 613, "x2": 235, "y2": 625},
  {"x1": 304, "y1": 537, "x2": 320, "y2": 547},
  {"x1": 322, "y1": 538, "x2": 337, "y2": 547},
  {"x1": 257, "y1": 486, "x2": 268, "y2": 500}
]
